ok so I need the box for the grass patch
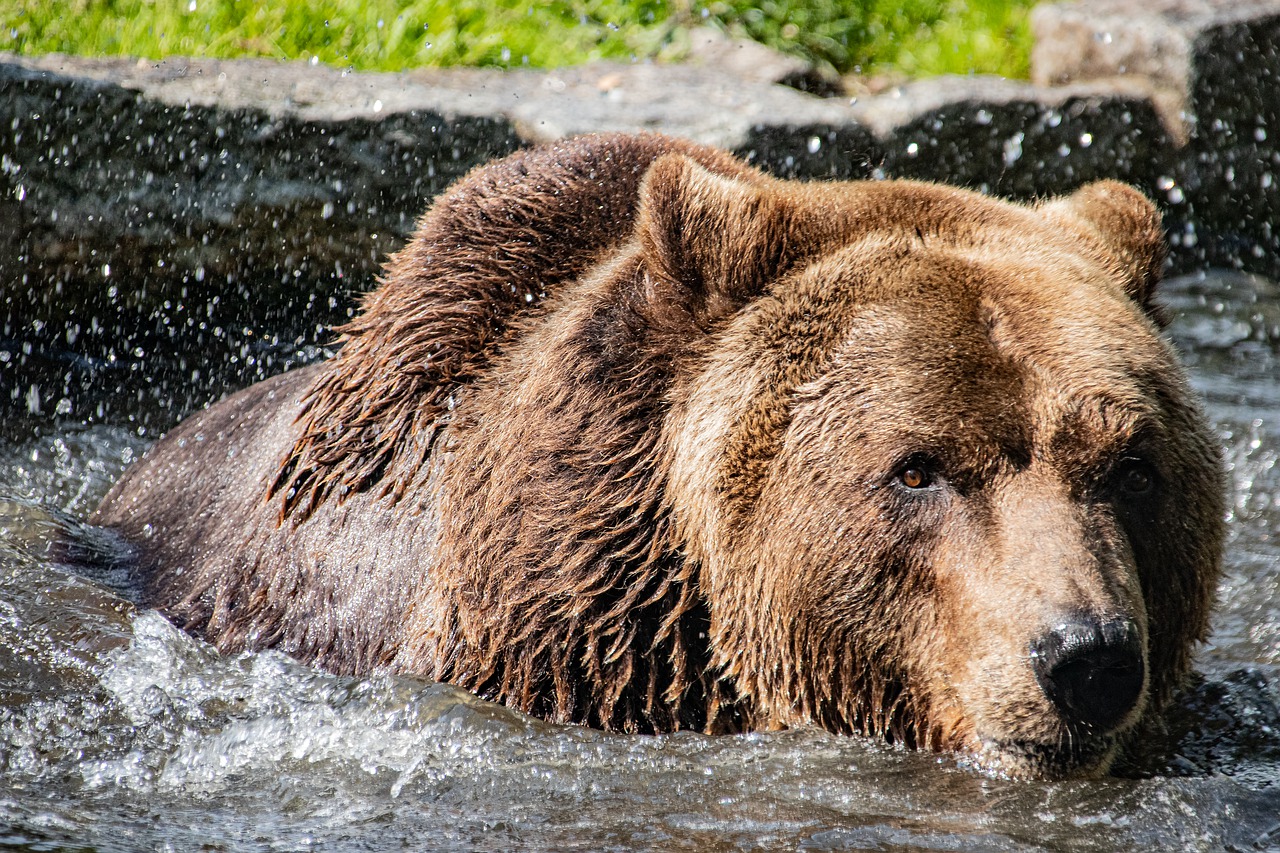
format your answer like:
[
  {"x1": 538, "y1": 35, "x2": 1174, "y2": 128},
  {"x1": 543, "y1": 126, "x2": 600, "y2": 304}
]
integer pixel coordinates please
[{"x1": 0, "y1": 0, "x2": 1035, "y2": 79}]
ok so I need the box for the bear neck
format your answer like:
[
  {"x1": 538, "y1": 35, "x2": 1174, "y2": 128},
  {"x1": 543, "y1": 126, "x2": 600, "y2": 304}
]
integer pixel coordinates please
[{"x1": 390, "y1": 255, "x2": 748, "y2": 734}]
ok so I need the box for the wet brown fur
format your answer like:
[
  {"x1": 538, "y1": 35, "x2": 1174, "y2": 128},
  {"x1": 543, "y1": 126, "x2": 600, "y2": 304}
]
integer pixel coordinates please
[{"x1": 93, "y1": 132, "x2": 1224, "y2": 777}]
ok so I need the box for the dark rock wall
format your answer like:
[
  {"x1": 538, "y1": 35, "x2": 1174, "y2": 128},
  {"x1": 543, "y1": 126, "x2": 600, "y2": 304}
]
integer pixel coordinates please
[{"x1": 1183, "y1": 12, "x2": 1280, "y2": 271}]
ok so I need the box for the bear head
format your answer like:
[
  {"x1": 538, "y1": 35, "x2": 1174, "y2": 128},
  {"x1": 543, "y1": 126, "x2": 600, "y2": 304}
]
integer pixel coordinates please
[{"x1": 642, "y1": 157, "x2": 1225, "y2": 778}]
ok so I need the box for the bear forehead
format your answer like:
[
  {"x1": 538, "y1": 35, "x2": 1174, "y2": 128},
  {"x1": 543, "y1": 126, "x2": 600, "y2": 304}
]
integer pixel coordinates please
[
  {"x1": 800, "y1": 278, "x2": 1166, "y2": 460},
  {"x1": 726, "y1": 240, "x2": 1176, "y2": 481},
  {"x1": 795, "y1": 325, "x2": 1161, "y2": 480},
  {"x1": 781, "y1": 232, "x2": 1174, "y2": 387}
]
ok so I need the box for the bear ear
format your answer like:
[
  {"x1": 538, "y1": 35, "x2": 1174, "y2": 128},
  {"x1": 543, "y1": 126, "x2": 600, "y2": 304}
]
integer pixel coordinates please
[
  {"x1": 636, "y1": 154, "x2": 789, "y2": 326},
  {"x1": 1040, "y1": 181, "x2": 1168, "y2": 322}
]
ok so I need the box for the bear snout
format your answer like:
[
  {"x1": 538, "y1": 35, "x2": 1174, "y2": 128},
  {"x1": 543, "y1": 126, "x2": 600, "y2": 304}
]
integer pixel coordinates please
[{"x1": 1029, "y1": 615, "x2": 1145, "y2": 734}]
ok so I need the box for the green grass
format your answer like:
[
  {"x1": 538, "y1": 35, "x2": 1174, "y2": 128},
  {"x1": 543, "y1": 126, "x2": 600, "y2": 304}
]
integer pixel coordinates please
[{"x1": 0, "y1": 0, "x2": 1035, "y2": 80}]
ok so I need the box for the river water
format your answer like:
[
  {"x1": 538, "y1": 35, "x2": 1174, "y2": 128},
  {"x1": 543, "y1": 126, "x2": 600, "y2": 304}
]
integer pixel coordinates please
[{"x1": 2, "y1": 269, "x2": 1279, "y2": 852}]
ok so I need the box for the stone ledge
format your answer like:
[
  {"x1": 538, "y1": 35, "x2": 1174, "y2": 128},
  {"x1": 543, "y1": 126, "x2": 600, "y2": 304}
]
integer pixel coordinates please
[
  {"x1": 1, "y1": 51, "x2": 853, "y2": 149},
  {"x1": 1033, "y1": 0, "x2": 1280, "y2": 277},
  {"x1": 1033, "y1": 0, "x2": 1280, "y2": 94}
]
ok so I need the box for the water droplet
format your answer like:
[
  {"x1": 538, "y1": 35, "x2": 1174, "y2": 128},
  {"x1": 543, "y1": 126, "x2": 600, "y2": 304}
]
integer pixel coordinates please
[
  {"x1": 1003, "y1": 132, "x2": 1024, "y2": 167},
  {"x1": 807, "y1": 136, "x2": 821, "y2": 154}
]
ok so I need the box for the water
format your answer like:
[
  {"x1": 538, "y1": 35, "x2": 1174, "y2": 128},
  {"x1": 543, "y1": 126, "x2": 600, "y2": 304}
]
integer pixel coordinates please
[{"x1": 2, "y1": 270, "x2": 1279, "y2": 852}]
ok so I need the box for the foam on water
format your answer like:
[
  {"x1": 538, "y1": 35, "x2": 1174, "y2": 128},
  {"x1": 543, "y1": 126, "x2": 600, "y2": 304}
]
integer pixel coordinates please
[{"x1": 81, "y1": 610, "x2": 539, "y2": 796}]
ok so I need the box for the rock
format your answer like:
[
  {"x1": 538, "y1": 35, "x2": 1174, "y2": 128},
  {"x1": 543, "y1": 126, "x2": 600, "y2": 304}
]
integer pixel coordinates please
[
  {"x1": 679, "y1": 26, "x2": 821, "y2": 90},
  {"x1": 1032, "y1": 0, "x2": 1280, "y2": 277},
  {"x1": 0, "y1": 54, "x2": 522, "y2": 363},
  {"x1": 459, "y1": 61, "x2": 850, "y2": 145},
  {"x1": 851, "y1": 76, "x2": 1176, "y2": 199},
  {"x1": 1032, "y1": 0, "x2": 1280, "y2": 92}
]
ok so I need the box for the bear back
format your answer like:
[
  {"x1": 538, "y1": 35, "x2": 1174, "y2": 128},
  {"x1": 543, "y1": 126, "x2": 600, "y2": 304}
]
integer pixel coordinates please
[{"x1": 274, "y1": 133, "x2": 760, "y2": 520}]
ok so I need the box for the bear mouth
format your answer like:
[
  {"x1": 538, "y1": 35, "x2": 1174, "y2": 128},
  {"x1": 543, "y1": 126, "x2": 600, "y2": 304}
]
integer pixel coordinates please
[{"x1": 970, "y1": 732, "x2": 1121, "y2": 780}]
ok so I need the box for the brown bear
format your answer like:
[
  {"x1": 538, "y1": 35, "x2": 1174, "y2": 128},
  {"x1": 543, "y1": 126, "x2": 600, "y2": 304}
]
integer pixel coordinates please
[{"x1": 92, "y1": 132, "x2": 1225, "y2": 779}]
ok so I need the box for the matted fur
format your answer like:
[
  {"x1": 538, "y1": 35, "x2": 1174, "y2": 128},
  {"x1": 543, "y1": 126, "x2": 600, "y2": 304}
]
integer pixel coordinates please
[
  {"x1": 94, "y1": 132, "x2": 1225, "y2": 777},
  {"x1": 271, "y1": 134, "x2": 758, "y2": 521}
]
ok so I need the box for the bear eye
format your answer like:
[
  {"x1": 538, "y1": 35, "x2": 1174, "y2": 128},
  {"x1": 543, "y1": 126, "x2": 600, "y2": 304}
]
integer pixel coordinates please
[
  {"x1": 892, "y1": 455, "x2": 940, "y2": 491},
  {"x1": 1113, "y1": 457, "x2": 1156, "y2": 496},
  {"x1": 900, "y1": 466, "x2": 931, "y2": 489}
]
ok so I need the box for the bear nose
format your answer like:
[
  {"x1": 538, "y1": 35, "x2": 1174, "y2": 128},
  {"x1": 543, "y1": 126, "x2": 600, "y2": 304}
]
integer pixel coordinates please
[{"x1": 1030, "y1": 616, "x2": 1145, "y2": 733}]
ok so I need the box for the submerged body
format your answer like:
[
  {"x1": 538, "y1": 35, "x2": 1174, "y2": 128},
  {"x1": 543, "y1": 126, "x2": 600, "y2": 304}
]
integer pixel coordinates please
[{"x1": 94, "y1": 132, "x2": 1224, "y2": 778}]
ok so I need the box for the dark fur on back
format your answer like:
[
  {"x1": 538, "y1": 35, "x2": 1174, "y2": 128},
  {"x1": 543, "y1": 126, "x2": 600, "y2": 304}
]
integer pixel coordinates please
[{"x1": 273, "y1": 134, "x2": 756, "y2": 521}]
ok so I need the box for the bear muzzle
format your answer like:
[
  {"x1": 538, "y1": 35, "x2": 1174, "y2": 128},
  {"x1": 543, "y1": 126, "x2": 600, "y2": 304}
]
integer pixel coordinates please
[
  {"x1": 1030, "y1": 615, "x2": 1146, "y2": 735},
  {"x1": 956, "y1": 607, "x2": 1150, "y2": 778}
]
